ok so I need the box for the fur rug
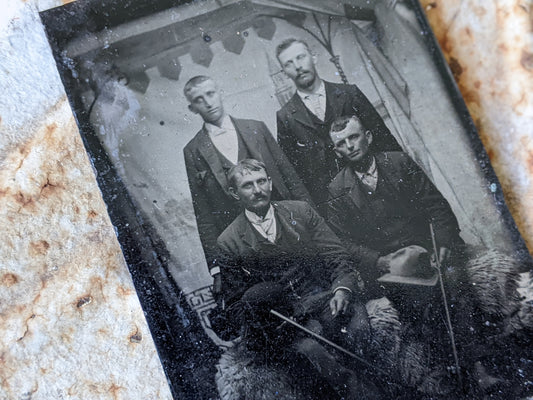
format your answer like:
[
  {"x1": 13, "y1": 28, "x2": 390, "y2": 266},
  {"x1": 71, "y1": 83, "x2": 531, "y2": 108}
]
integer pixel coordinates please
[
  {"x1": 216, "y1": 346, "x2": 307, "y2": 400},
  {"x1": 215, "y1": 297, "x2": 402, "y2": 400},
  {"x1": 215, "y1": 250, "x2": 533, "y2": 399},
  {"x1": 466, "y1": 249, "x2": 533, "y2": 335}
]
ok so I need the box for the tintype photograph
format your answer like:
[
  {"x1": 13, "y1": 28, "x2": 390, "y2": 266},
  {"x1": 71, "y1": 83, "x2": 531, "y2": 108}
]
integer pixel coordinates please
[{"x1": 41, "y1": 0, "x2": 533, "y2": 398}]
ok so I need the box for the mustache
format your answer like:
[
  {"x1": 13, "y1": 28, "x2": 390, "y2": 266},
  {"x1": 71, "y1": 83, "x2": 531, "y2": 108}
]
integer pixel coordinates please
[
  {"x1": 296, "y1": 70, "x2": 312, "y2": 78},
  {"x1": 252, "y1": 193, "x2": 268, "y2": 200}
]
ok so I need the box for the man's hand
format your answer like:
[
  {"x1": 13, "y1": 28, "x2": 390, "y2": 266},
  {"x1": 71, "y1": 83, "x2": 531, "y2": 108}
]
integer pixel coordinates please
[
  {"x1": 329, "y1": 289, "x2": 351, "y2": 317},
  {"x1": 212, "y1": 273, "x2": 222, "y2": 295},
  {"x1": 432, "y1": 247, "x2": 451, "y2": 266},
  {"x1": 376, "y1": 253, "x2": 394, "y2": 275}
]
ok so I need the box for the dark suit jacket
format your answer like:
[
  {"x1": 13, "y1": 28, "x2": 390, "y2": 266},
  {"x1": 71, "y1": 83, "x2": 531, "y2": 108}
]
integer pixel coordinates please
[
  {"x1": 216, "y1": 200, "x2": 361, "y2": 317},
  {"x1": 184, "y1": 117, "x2": 311, "y2": 273},
  {"x1": 327, "y1": 152, "x2": 463, "y2": 284},
  {"x1": 276, "y1": 81, "x2": 400, "y2": 208}
]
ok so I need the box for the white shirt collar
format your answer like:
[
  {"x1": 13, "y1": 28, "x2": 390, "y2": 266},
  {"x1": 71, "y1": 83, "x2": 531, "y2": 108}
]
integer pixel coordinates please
[
  {"x1": 245, "y1": 204, "x2": 275, "y2": 224},
  {"x1": 354, "y1": 156, "x2": 377, "y2": 179},
  {"x1": 296, "y1": 80, "x2": 326, "y2": 100},
  {"x1": 204, "y1": 114, "x2": 233, "y2": 136}
]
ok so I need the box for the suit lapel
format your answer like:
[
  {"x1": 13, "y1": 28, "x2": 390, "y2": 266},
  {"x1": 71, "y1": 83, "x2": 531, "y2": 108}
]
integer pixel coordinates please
[
  {"x1": 232, "y1": 118, "x2": 261, "y2": 160},
  {"x1": 239, "y1": 205, "x2": 302, "y2": 252},
  {"x1": 343, "y1": 167, "x2": 366, "y2": 211},
  {"x1": 327, "y1": 166, "x2": 374, "y2": 227},
  {"x1": 196, "y1": 127, "x2": 230, "y2": 194},
  {"x1": 324, "y1": 81, "x2": 347, "y2": 123},
  {"x1": 286, "y1": 82, "x2": 345, "y2": 128},
  {"x1": 235, "y1": 214, "x2": 261, "y2": 251},
  {"x1": 345, "y1": 155, "x2": 402, "y2": 225},
  {"x1": 272, "y1": 203, "x2": 302, "y2": 243},
  {"x1": 375, "y1": 153, "x2": 401, "y2": 194},
  {"x1": 286, "y1": 94, "x2": 316, "y2": 130}
]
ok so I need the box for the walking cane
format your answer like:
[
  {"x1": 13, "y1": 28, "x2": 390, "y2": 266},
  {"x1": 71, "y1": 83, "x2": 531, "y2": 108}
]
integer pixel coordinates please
[
  {"x1": 269, "y1": 309, "x2": 390, "y2": 376},
  {"x1": 429, "y1": 223, "x2": 463, "y2": 389}
]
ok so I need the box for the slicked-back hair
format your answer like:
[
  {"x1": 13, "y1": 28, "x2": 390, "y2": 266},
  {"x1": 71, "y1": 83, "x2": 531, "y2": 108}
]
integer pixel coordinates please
[
  {"x1": 227, "y1": 159, "x2": 269, "y2": 190},
  {"x1": 330, "y1": 115, "x2": 363, "y2": 134},
  {"x1": 275, "y1": 38, "x2": 312, "y2": 61},
  {"x1": 183, "y1": 75, "x2": 213, "y2": 100}
]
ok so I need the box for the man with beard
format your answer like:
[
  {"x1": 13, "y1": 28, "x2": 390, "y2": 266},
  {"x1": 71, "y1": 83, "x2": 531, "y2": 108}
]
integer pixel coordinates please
[
  {"x1": 275, "y1": 38, "x2": 401, "y2": 212},
  {"x1": 214, "y1": 158, "x2": 384, "y2": 399},
  {"x1": 183, "y1": 75, "x2": 311, "y2": 292}
]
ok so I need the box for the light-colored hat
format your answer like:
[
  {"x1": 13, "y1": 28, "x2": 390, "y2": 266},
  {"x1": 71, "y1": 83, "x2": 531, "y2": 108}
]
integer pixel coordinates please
[{"x1": 377, "y1": 245, "x2": 438, "y2": 286}]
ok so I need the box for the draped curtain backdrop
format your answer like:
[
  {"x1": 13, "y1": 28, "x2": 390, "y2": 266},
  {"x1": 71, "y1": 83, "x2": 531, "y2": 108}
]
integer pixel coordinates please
[{"x1": 73, "y1": 0, "x2": 511, "y2": 343}]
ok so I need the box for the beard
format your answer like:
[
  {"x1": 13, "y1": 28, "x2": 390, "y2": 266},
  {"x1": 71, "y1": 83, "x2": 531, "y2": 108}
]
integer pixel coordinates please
[
  {"x1": 295, "y1": 70, "x2": 316, "y2": 89},
  {"x1": 247, "y1": 194, "x2": 270, "y2": 216},
  {"x1": 252, "y1": 194, "x2": 268, "y2": 203}
]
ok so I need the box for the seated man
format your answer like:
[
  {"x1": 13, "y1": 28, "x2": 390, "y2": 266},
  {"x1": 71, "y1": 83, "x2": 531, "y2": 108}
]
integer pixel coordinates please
[
  {"x1": 326, "y1": 115, "x2": 505, "y2": 393},
  {"x1": 214, "y1": 159, "x2": 381, "y2": 399},
  {"x1": 326, "y1": 115, "x2": 464, "y2": 292}
]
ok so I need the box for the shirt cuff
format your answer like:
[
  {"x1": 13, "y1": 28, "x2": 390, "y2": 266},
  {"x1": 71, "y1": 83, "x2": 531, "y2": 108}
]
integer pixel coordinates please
[{"x1": 210, "y1": 267, "x2": 221, "y2": 276}]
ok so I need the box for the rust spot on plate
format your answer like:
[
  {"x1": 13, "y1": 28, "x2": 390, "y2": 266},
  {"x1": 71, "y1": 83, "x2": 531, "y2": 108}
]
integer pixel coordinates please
[
  {"x1": 29, "y1": 240, "x2": 50, "y2": 256},
  {"x1": 474, "y1": 81, "x2": 481, "y2": 89},
  {"x1": 513, "y1": 92, "x2": 527, "y2": 114},
  {"x1": 109, "y1": 383, "x2": 123, "y2": 400},
  {"x1": 129, "y1": 330, "x2": 142, "y2": 344},
  {"x1": 40, "y1": 177, "x2": 62, "y2": 198},
  {"x1": 98, "y1": 327, "x2": 110, "y2": 336},
  {"x1": 117, "y1": 286, "x2": 134, "y2": 296},
  {"x1": 88, "y1": 210, "x2": 98, "y2": 218},
  {"x1": 485, "y1": 147, "x2": 495, "y2": 161},
  {"x1": 520, "y1": 50, "x2": 533, "y2": 71},
  {"x1": 45, "y1": 123, "x2": 57, "y2": 138},
  {"x1": 90, "y1": 276, "x2": 105, "y2": 293},
  {"x1": 15, "y1": 192, "x2": 34, "y2": 207},
  {"x1": 76, "y1": 295, "x2": 93, "y2": 308},
  {"x1": 2, "y1": 273, "x2": 19, "y2": 287},
  {"x1": 473, "y1": 6, "x2": 487, "y2": 18},
  {"x1": 498, "y1": 43, "x2": 509, "y2": 53},
  {"x1": 526, "y1": 148, "x2": 533, "y2": 171},
  {"x1": 448, "y1": 57, "x2": 464, "y2": 79}
]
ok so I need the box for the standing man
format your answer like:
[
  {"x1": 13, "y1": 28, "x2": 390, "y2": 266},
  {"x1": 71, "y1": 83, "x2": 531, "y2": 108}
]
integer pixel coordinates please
[
  {"x1": 183, "y1": 75, "x2": 311, "y2": 292},
  {"x1": 276, "y1": 38, "x2": 401, "y2": 210}
]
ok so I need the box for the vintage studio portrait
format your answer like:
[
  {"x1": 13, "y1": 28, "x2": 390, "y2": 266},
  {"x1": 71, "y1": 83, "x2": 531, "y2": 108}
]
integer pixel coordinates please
[{"x1": 42, "y1": 0, "x2": 533, "y2": 398}]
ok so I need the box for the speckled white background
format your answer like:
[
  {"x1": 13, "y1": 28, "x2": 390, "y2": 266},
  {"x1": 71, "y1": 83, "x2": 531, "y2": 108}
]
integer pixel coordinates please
[
  {"x1": 0, "y1": 1, "x2": 173, "y2": 399},
  {"x1": 423, "y1": 0, "x2": 533, "y2": 252}
]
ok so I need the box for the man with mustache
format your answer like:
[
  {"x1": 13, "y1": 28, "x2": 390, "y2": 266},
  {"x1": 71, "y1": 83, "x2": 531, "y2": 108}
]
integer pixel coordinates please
[
  {"x1": 214, "y1": 158, "x2": 383, "y2": 399},
  {"x1": 275, "y1": 38, "x2": 401, "y2": 212},
  {"x1": 183, "y1": 76, "x2": 311, "y2": 294}
]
